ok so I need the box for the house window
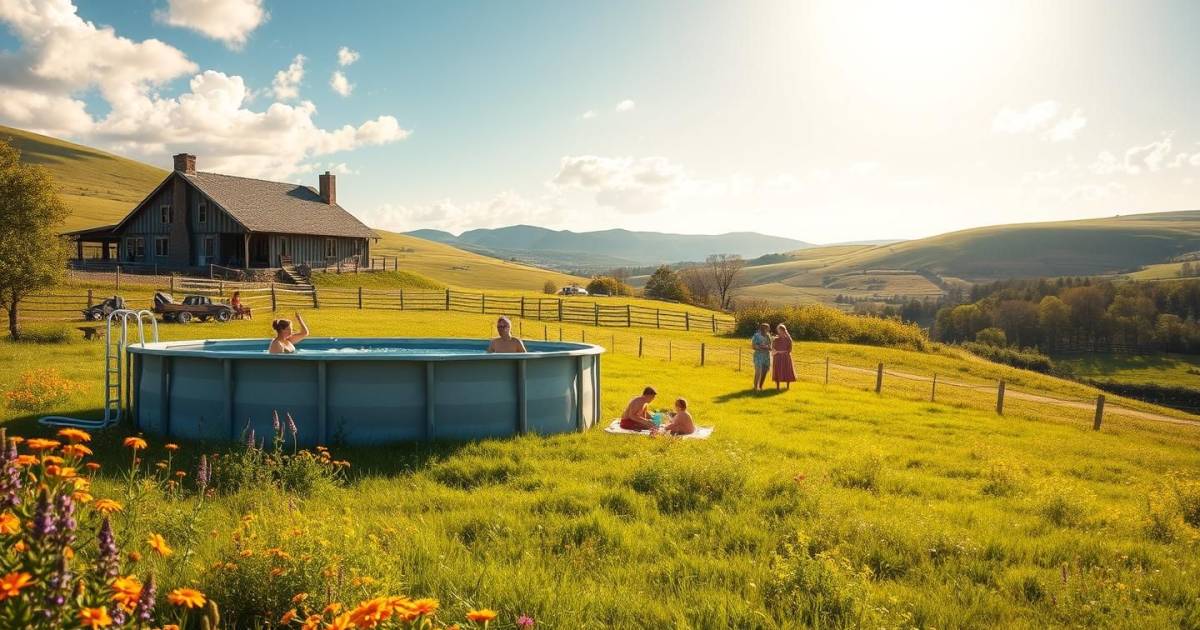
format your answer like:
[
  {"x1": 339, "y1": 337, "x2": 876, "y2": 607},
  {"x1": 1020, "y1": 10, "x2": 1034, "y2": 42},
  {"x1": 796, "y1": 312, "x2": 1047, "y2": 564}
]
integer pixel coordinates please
[
  {"x1": 160, "y1": 205, "x2": 172, "y2": 224},
  {"x1": 198, "y1": 201, "x2": 207, "y2": 224},
  {"x1": 203, "y1": 236, "x2": 215, "y2": 258},
  {"x1": 125, "y1": 238, "x2": 137, "y2": 261},
  {"x1": 155, "y1": 237, "x2": 169, "y2": 257},
  {"x1": 325, "y1": 238, "x2": 336, "y2": 258}
]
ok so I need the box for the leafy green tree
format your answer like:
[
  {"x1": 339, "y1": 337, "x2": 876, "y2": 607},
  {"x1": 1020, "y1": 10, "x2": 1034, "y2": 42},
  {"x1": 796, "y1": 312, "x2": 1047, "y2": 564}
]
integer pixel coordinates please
[
  {"x1": 586, "y1": 276, "x2": 632, "y2": 296},
  {"x1": 1037, "y1": 295, "x2": 1071, "y2": 352},
  {"x1": 0, "y1": 139, "x2": 70, "y2": 339},
  {"x1": 975, "y1": 327, "x2": 1007, "y2": 347},
  {"x1": 643, "y1": 265, "x2": 690, "y2": 303},
  {"x1": 543, "y1": 280, "x2": 557, "y2": 295}
]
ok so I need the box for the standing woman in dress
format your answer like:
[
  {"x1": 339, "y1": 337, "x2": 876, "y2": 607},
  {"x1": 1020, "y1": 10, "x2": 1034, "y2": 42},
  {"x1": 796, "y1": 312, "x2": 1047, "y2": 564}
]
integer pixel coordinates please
[
  {"x1": 751, "y1": 322, "x2": 773, "y2": 390},
  {"x1": 772, "y1": 323, "x2": 796, "y2": 390}
]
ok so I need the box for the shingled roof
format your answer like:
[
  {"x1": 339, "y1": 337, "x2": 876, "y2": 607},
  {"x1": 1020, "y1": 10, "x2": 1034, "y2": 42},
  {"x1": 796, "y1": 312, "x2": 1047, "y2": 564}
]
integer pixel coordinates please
[{"x1": 185, "y1": 171, "x2": 377, "y2": 239}]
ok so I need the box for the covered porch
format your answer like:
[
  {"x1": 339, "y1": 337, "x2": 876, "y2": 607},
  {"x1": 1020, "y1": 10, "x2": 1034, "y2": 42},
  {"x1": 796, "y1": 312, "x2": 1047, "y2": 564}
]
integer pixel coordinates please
[{"x1": 64, "y1": 224, "x2": 119, "y2": 262}]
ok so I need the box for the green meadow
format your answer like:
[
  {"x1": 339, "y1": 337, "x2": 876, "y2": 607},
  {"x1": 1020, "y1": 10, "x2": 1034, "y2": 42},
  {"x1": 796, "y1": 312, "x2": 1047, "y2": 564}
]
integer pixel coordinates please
[{"x1": 3, "y1": 309, "x2": 1200, "y2": 628}]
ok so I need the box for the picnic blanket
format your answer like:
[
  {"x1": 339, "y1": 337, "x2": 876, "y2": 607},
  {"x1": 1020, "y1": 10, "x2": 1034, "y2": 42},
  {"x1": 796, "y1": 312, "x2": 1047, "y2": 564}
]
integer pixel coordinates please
[{"x1": 602, "y1": 419, "x2": 714, "y2": 439}]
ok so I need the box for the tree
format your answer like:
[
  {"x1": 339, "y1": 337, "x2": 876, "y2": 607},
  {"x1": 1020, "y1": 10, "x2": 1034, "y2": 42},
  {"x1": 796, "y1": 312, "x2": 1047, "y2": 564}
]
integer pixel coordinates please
[
  {"x1": 975, "y1": 327, "x2": 1007, "y2": 347},
  {"x1": 0, "y1": 139, "x2": 70, "y2": 339},
  {"x1": 543, "y1": 280, "x2": 557, "y2": 295},
  {"x1": 993, "y1": 299, "x2": 1040, "y2": 347},
  {"x1": 643, "y1": 265, "x2": 690, "y2": 303},
  {"x1": 677, "y1": 267, "x2": 712, "y2": 306},
  {"x1": 1037, "y1": 295, "x2": 1071, "y2": 352},
  {"x1": 585, "y1": 276, "x2": 631, "y2": 296},
  {"x1": 704, "y1": 254, "x2": 746, "y2": 310}
]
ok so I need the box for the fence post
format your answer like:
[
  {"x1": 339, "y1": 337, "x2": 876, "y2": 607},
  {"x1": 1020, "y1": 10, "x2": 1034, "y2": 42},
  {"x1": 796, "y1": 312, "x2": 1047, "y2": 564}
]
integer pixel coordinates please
[
  {"x1": 537, "y1": 300, "x2": 543, "y2": 320},
  {"x1": 825, "y1": 357, "x2": 830, "y2": 385},
  {"x1": 543, "y1": 325, "x2": 548, "y2": 341},
  {"x1": 638, "y1": 337, "x2": 644, "y2": 357},
  {"x1": 626, "y1": 305, "x2": 632, "y2": 327},
  {"x1": 738, "y1": 348, "x2": 742, "y2": 371},
  {"x1": 874, "y1": 362, "x2": 884, "y2": 394},
  {"x1": 700, "y1": 343, "x2": 706, "y2": 367},
  {"x1": 169, "y1": 275, "x2": 175, "y2": 293},
  {"x1": 558, "y1": 327, "x2": 563, "y2": 342},
  {"x1": 219, "y1": 280, "x2": 224, "y2": 296},
  {"x1": 558, "y1": 299, "x2": 563, "y2": 322},
  {"x1": 445, "y1": 289, "x2": 451, "y2": 311},
  {"x1": 1093, "y1": 395, "x2": 1105, "y2": 431},
  {"x1": 312, "y1": 287, "x2": 320, "y2": 309},
  {"x1": 685, "y1": 312, "x2": 690, "y2": 331},
  {"x1": 270, "y1": 283, "x2": 277, "y2": 311},
  {"x1": 116, "y1": 265, "x2": 121, "y2": 293},
  {"x1": 582, "y1": 329, "x2": 586, "y2": 343},
  {"x1": 520, "y1": 296, "x2": 526, "y2": 319},
  {"x1": 668, "y1": 340, "x2": 672, "y2": 362},
  {"x1": 481, "y1": 294, "x2": 486, "y2": 314},
  {"x1": 931, "y1": 373, "x2": 938, "y2": 402},
  {"x1": 594, "y1": 303, "x2": 599, "y2": 327},
  {"x1": 655, "y1": 309, "x2": 660, "y2": 328},
  {"x1": 711, "y1": 314, "x2": 716, "y2": 333},
  {"x1": 357, "y1": 286, "x2": 363, "y2": 309},
  {"x1": 611, "y1": 333, "x2": 615, "y2": 352},
  {"x1": 996, "y1": 379, "x2": 1006, "y2": 415},
  {"x1": 87, "y1": 289, "x2": 93, "y2": 307}
]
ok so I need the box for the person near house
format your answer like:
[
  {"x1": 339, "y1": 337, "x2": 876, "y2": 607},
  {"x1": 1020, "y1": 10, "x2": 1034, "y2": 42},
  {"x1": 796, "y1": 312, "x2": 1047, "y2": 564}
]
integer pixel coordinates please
[
  {"x1": 231, "y1": 291, "x2": 252, "y2": 320},
  {"x1": 620, "y1": 386, "x2": 659, "y2": 432},
  {"x1": 268, "y1": 312, "x2": 310, "y2": 354},
  {"x1": 751, "y1": 322, "x2": 773, "y2": 390},
  {"x1": 661, "y1": 398, "x2": 696, "y2": 435},
  {"x1": 772, "y1": 323, "x2": 797, "y2": 390},
  {"x1": 486, "y1": 316, "x2": 528, "y2": 353}
]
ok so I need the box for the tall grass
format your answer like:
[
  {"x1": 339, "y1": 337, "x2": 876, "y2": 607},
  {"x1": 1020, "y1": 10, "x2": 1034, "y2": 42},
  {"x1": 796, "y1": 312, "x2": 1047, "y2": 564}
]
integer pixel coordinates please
[{"x1": 735, "y1": 303, "x2": 929, "y2": 350}]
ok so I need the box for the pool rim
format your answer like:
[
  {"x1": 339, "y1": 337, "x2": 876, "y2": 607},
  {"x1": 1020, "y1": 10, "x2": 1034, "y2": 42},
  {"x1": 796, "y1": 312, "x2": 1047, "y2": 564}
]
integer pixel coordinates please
[{"x1": 125, "y1": 337, "x2": 605, "y2": 362}]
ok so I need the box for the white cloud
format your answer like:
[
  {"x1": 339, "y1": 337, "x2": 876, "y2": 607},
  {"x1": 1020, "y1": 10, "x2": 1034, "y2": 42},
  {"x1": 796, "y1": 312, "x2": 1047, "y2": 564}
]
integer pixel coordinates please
[
  {"x1": 1092, "y1": 136, "x2": 1175, "y2": 176},
  {"x1": 552, "y1": 155, "x2": 686, "y2": 212},
  {"x1": 0, "y1": 0, "x2": 410, "y2": 181},
  {"x1": 271, "y1": 54, "x2": 305, "y2": 101},
  {"x1": 368, "y1": 191, "x2": 565, "y2": 233},
  {"x1": 615, "y1": 99, "x2": 636, "y2": 113},
  {"x1": 337, "y1": 46, "x2": 360, "y2": 67},
  {"x1": 1045, "y1": 108, "x2": 1087, "y2": 142},
  {"x1": 156, "y1": 0, "x2": 267, "y2": 50},
  {"x1": 330, "y1": 70, "x2": 353, "y2": 97},
  {"x1": 581, "y1": 110, "x2": 597, "y2": 120},
  {"x1": 992, "y1": 100, "x2": 1059, "y2": 134}
]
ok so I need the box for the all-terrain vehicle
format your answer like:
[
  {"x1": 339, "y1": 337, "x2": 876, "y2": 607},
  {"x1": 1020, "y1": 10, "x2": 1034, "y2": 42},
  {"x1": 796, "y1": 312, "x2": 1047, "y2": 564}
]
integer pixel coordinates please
[
  {"x1": 153, "y1": 292, "x2": 235, "y2": 323},
  {"x1": 82, "y1": 295, "x2": 126, "y2": 321}
]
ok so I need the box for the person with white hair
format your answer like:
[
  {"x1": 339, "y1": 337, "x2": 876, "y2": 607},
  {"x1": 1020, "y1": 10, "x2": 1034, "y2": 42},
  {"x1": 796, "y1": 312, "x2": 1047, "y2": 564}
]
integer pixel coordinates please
[{"x1": 487, "y1": 316, "x2": 527, "y2": 353}]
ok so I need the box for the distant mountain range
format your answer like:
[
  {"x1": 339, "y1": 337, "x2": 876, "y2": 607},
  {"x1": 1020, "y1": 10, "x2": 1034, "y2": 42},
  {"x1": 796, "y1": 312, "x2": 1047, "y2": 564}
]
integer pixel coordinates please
[{"x1": 404, "y1": 225, "x2": 815, "y2": 271}]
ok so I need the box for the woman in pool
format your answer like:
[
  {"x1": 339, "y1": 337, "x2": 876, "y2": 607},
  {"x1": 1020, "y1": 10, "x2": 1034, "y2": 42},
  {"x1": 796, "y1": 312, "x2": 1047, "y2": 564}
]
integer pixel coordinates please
[
  {"x1": 268, "y1": 311, "x2": 310, "y2": 354},
  {"x1": 751, "y1": 322, "x2": 772, "y2": 390},
  {"x1": 487, "y1": 316, "x2": 528, "y2": 353},
  {"x1": 772, "y1": 323, "x2": 796, "y2": 390}
]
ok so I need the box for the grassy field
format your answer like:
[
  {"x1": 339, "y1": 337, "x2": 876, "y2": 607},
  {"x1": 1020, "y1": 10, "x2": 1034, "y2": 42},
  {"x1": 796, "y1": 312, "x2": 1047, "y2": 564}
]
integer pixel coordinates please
[
  {"x1": 1057, "y1": 353, "x2": 1200, "y2": 388},
  {"x1": 3, "y1": 309, "x2": 1200, "y2": 627}
]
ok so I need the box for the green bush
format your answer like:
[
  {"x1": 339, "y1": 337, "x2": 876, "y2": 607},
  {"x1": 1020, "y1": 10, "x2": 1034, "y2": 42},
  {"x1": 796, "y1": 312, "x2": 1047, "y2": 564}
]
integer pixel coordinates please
[
  {"x1": 586, "y1": 275, "x2": 632, "y2": 296},
  {"x1": 14, "y1": 325, "x2": 71, "y2": 344},
  {"x1": 975, "y1": 327, "x2": 1007, "y2": 347},
  {"x1": 543, "y1": 279, "x2": 557, "y2": 294},
  {"x1": 214, "y1": 415, "x2": 347, "y2": 496},
  {"x1": 961, "y1": 342, "x2": 1055, "y2": 373},
  {"x1": 734, "y1": 304, "x2": 928, "y2": 350}
]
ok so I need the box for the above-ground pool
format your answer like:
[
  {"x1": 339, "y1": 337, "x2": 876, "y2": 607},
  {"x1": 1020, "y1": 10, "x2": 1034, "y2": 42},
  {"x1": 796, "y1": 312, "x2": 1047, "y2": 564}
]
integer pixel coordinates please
[{"x1": 127, "y1": 338, "x2": 603, "y2": 446}]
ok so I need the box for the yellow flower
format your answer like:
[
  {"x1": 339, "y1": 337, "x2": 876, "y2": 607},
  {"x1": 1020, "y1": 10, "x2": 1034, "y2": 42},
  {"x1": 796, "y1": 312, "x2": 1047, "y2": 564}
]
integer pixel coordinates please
[
  {"x1": 322, "y1": 603, "x2": 343, "y2": 615},
  {"x1": 410, "y1": 598, "x2": 438, "y2": 616},
  {"x1": 239, "y1": 549, "x2": 254, "y2": 558},
  {"x1": 162, "y1": 625, "x2": 180, "y2": 630},
  {"x1": 24, "y1": 438, "x2": 60, "y2": 451},
  {"x1": 0, "y1": 571, "x2": 34, "y2": 600},
  {"x1": 326, "y1": 612, "x2": 353, "y2": 630},
  {"x1": 56, "y1": 428, "x2": 91, "y2": 443},
  {"x1": 78, "y1": 607, "x2": 113, "y2": 629},
  {"x1": 110, "y1": 575, "x2": 142, "y2": 612},
  {"x1": 167, "y1": 587, "x2": 206, "y2": 609},
  {"x1": 466, "y1": 609, "x2": 498, "y2": 623},
  {"x1": 301, "y1": 615, "x2": 322, "y2": 630},
  {"x1": 72, "y1": 491, "x2": 94, "y2": 503},
  {"x1": 147, "y1": 533, "x2": 173, "y2": 557},
  {"x1": 164, "y1": 443, "x2": 180, "y2": 452},
  {"x1": 12, "y1": 540, "x2": 26, "y2": 553},
  {"x1": 61, "y1": 444, "x2": 93, "y2": 458},
  {"x1": 0, "y1": 512, "x2": 18, "y2": 535},
  {"x1": 127, "y1": 551, "x2": 142, "y2": 563},
  {"x1": 93, "y1": 499, "x2": 124, "y2": 514},
  {"x1": 122, "y1": 437, "x2": 147, "y2": 450},
  {"x1": 281, "y1": 609, "x2": 298, "y2": 624}
]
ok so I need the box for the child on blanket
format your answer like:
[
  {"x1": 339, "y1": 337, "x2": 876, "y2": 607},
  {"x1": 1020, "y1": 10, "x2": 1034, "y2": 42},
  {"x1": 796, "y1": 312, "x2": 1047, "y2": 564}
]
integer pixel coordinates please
[
  {"x1": 620, "y1": 386, "x2": 659, "y2": 433},
  {"x1": 662, "y1": 398, "x2": 695, "y2": 436}
]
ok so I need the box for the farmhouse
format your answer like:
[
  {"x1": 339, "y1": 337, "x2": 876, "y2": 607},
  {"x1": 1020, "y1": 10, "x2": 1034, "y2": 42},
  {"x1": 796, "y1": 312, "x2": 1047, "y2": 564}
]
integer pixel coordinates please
[{"x1": 66, "y1": 153, "x2": 376, "y2": 272}]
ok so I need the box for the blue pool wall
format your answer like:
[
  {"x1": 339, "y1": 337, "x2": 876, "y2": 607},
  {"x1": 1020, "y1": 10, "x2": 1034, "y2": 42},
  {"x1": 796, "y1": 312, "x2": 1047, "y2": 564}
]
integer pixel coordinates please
[{"x1": 128, "y1": 338, "x2": 603, "y2": 446}]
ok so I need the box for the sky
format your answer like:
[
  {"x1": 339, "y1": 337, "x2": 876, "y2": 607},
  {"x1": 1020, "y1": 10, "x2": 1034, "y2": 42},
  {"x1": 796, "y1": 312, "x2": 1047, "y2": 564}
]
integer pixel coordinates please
[{"x1": 0, "y1": 0, "x2": 1198, "y2": 244}]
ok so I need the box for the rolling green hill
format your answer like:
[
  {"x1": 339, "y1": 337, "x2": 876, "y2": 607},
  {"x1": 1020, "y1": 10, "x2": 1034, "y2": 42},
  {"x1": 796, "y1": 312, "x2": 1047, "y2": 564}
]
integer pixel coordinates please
[{"x1": 1, "y1": 125, "x2": 581, "y2": 291}]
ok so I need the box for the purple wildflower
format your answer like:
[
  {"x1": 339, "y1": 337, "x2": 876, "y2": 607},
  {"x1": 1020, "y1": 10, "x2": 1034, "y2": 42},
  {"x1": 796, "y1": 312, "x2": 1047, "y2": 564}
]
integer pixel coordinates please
[
  {"x1": 51, "y1": 491, "x2": 77, "y2": 548},
  {"x1": 31, "y1": 489, "x2": 55, "y2": 540},
  {"x1": 273, "y1": 411, "x2": 282, "y2": 436},
  {"x1": 135, "y1": 573, "x2": 157, "y2": 622},
  {"x1": 247, "y1": 428, "x2": 256, "y2": 449},
  {"x1": 286, "y1": 413, "x2": 298, "y2": 437},
  {"x1": 517, "y1": 615, "x2": 535, "y2": 628},
  {"x1": 196, "y1": 454, "x2": 210, "y2": 493},
  {"x1": 42, "y1": 554, "x2": 71, "y2": 619},
  {"x1": 0, "y1": 436, "x2": 21, "y2": 510},
  {"x1": 97, "y1": 517, "x2": 119, "y2": 580}
]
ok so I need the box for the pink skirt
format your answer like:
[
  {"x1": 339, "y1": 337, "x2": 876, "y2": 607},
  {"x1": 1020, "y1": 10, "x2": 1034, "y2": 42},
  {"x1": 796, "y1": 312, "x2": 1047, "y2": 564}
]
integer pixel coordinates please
[{"x1": 772, "y1": 351, "x2": 796, "y2": 383}]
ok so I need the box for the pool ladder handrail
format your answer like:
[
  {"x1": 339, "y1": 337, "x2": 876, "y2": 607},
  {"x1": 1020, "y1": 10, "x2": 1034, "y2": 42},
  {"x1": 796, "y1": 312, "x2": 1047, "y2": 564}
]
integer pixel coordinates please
[{"x1": 38, "y1": 309, "x2": 159, "y2": 430}]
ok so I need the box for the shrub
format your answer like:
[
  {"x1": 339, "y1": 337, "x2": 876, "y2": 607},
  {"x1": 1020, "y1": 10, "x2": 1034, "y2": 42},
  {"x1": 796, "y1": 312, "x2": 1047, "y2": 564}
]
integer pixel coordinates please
[
  {"x1": 3, "y1": 367, "x2": 83, "y2": 411},
  {"x1": 960, "y1": 342, "x2": 1054, "y2": 373},
  {"x1": 734, "y1": 304, "x2": 928, "y2": 350},
  {"x1": 14, "y1": 325, "x2": 71, "y2": 344},
  {"x1": 975, "y1": 327, "x2": 1007, "y2": 347},
  {"x1": 643, "y1": 266, "x2": 690, "y2": 303},
  {"x1": 543, "y1": 280, "x2": 557, "y2": 295},
  {"x1": 585, "y1": 276, "x2": 632, "y2": 296},
  {"x1": 213, "y1": 413, "x2": 348, "y2": 496}
]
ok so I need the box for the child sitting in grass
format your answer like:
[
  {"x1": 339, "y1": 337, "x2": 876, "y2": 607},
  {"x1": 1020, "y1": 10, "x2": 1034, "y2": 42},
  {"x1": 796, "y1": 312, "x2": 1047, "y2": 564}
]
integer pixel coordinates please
[{"x1": 662, "y1": 398, "x2": 695, "y2": 436}]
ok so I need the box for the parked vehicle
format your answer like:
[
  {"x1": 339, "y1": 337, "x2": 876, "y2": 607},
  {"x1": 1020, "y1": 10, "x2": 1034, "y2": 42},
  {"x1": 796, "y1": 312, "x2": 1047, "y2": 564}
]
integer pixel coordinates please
[
  {"x1": 82, "y1": 296, "x2": 126, "y2": 321},
  {"x1": 153, "y1": 292, "x2": 234, "y2": 323},
  {"x1": 559, "y1": 286, "x2": 589, "y2": 296}
]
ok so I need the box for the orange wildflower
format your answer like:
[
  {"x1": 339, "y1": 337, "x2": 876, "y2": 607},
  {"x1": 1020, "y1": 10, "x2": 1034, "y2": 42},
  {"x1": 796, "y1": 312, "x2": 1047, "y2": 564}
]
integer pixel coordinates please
[
  {"x1": 466, "y1": 609, "x2": 498, "y2": 623},
  {"x1": 110, "y1": 575, "x2": 142, "y2": 611},
  {"x1": 147, "y1": 533, "x2": 173, "y2": 557},
  {"x1": 167, "y1": 587, "x2": 206, "y2": 609},
  {"x1": 300, "y1": 615, "x2": 322, "y2": 630},
  {"x1": 24, "y1": 438, "x2": 60, "y2": 451},
  {"x1": 164, "y1": 443, "x2": 180, "y2": 451},
  {"x1": 61, "y1": 444, "x2": 93, "y2": 458},
  {"x1": 348, "y1": 597, "x2": 393, "y2": 628},
  {"x1": 0, "y1": 512, "x2": 18, "y2": 535},
  {"x1": 85, "y1": 462, "x2": 101, "y2": 471},
  {"x1": 0, "y1": 571, "x2": 34, "y2": 600},
  {"x1": 56, "y1": 428, "x2": 91, "y2": 443},
  {"x1": 78, "y1": 607, "x2": 112, "y2": 629},
  {"x1": 280, "y1": 609, "x2": 298, "y2": 624},
  {"x1": 93, "y1": 499, "x2": 124, "y2": 514},
  {"x1": 322, "y1": 602, "x2": 343, "y2": 615},
  {"x1": 12, "y1": 540, "x2": 26, "y2": 553},
  {"x1": 292, "y1": 592, "x2": 309, "y2": 604},
  {"x1": 410, "y1": 598, "x2": 438, "y2": 616},
  {"x1": 163, "y1": 625, "x2": 180, "y2": 630},
  {"x1": 127, "y1": 551, "x2": 142, "y2": 563},
  {"x1": 239, "y1": 549, "x2": 254, "y2": 558},
  {"x1": 14, "y1": 455, "x2": 37, "y2": 467},
  {"x1": 326, "y1": 613, "x2": 353, "y2": 630},
  {"x1": 122, "y1": 437, "x2": 147, "y2": 450},
  {"x1": 72, "y1": 491, "x2": 94, "y2": 503}
]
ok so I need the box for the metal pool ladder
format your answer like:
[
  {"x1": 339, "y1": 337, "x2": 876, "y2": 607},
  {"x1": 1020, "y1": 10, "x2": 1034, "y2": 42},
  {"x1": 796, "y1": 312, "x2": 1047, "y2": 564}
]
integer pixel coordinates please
[{"x1": 39, "y1": 309, "x2": 159, "y2": 430}]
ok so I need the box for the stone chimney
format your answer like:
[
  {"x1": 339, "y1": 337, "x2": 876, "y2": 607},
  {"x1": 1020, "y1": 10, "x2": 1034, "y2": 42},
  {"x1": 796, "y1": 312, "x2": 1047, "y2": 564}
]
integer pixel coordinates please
[
  {"x1": 319, "y1": 171, "x2": 336, "y2": 205},
  {"x1": 173, "y1": 153, "x2": 196, "y2": 175}
]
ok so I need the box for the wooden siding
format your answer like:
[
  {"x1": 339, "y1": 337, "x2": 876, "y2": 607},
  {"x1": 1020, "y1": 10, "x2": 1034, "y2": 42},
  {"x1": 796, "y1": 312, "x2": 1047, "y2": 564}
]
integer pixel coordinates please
[{"x1": 269, "y1": 234, "x2": 366, "y2": 268}]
